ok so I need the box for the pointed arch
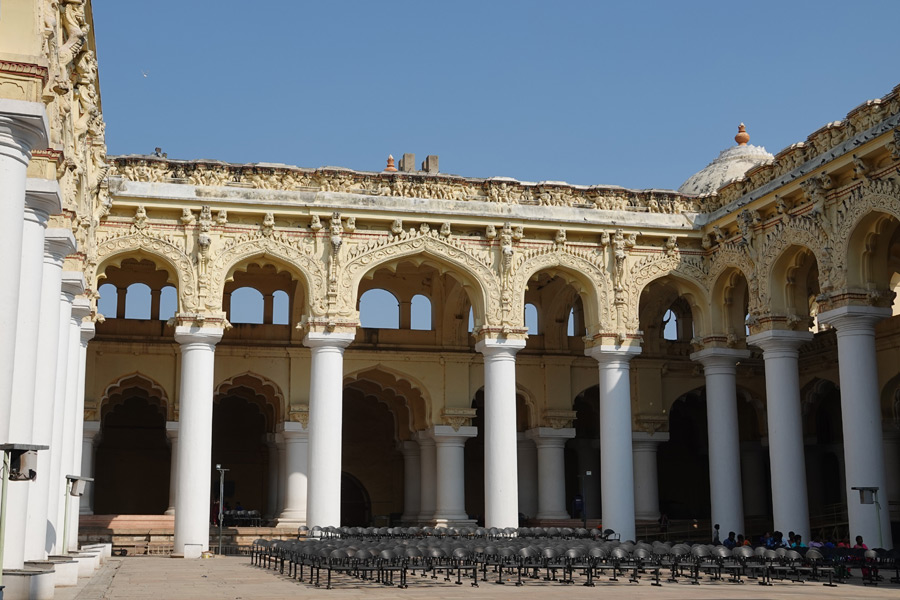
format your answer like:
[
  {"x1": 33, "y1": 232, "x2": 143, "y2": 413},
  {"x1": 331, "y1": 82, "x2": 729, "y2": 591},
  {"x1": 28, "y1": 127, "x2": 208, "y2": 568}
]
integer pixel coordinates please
[
  {"x1": 342, "y1": 365, "x2": 430, "y2": 437},
  {"x1": 214, "y1": 372, "x2": 286, "y2": 431},
  {"x1": 99, "y1": 373, "x2": 170, "y2": 421}
]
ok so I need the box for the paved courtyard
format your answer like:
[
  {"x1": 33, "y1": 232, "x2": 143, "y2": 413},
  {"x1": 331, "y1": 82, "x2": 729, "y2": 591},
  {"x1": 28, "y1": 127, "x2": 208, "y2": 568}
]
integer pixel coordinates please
[{"x1": 54, "y1": 555, "x2": 900, "y2": 600}]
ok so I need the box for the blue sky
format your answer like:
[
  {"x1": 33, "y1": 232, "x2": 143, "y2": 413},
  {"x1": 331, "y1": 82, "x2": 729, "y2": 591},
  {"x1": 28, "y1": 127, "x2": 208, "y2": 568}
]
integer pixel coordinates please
[{"x1": 93, "y1": 1, "x2": 900, "y2": 191}]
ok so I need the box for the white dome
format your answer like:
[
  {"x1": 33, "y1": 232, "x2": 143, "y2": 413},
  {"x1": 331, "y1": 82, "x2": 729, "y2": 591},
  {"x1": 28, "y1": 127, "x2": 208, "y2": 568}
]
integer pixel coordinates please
[{"x1": 678, "y1": 125, "x2": 773, "y2": 196}]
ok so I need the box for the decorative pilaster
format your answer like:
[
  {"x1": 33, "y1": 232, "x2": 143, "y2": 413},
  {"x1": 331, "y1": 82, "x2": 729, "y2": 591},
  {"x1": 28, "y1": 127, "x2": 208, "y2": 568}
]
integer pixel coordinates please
[
  {"x1": 276, "y1": 422, "x2": 309, "y2": 527},
  {"x1": 399, "y1": 440, "x2": 421, "y2": 523},
  {"x1": 173, "y1": 325, "x2": 224, "y2": 557},
  {"x1": 475, "y1": 337, "x2": 526, "y2": 529},
  {"x1": 747, "y1": 329, "x2": 813, "y2": 542},
  {"x1": 586, "y1": 344, "x2": 641, "y2": 542},
  {"x1": 303, "y1": 331, "x2": 354, "y2": 528},
  {"x1": 432, "y1": 425, "x2": 477, "y2": 526},
  {"x1": 164, "y1": 422, "x2": 179, "y2": 516},
  {"x1": 526, "y1": 427, "x2": 576, "y2": 520},
  {"x1": 691, "y1": 347, "x2": 750, "y2": 538},
  {"x1": 632, "y1": 432, "x2": 668, "y2": 521},
  {"x1": 818, "y1": 305, "x2": 894, "y2": 549}
]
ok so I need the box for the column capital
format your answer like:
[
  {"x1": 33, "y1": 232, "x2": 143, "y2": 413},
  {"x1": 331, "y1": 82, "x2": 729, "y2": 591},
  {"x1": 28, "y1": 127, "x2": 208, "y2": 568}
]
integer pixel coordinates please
[
  {"x1": 80, "y1": 319, "x2": 96, "y2": 345},
  {"x1": 632, "y1": 431, "x2": 669, "y2": 448},
  {"x1": 60, "y1": 271, "x2": 86, "y2": 300},
  {"x1": 25, "y1": 178, "x2": 62, "y2": 219},
  {"x1": 525, "y1": 427, "x2": 576, "y2": 447},
  {"x1": 174, "y1": 325, "x2": 224, "y2": 347},
  {"x1": 302, "y1": 330, "x2": 355, "y2": 350},
  {"x1": 83, "y1": 420, "x2": 101, "y2": 440},
  {"x1": 690, "y1": 347, "x2": 751, "y2": 372},
  {"x1": 475, "y1": 336, "x2": 526, "y2": 357},
  {"x1": 747, "y1": 329, "x2": 813, "y2": 355},
  {"x1": 586, "y1": 344, "x2": 642, "y2": 365},
  {"x1": 415, "y1": 429, "x2": 436, "y2": 446},
  {"x1": 277, "y1": 421, "x2": 309, "y2": 439},
  {"x1": 817, "y1": 305, "x2": 891, "y2": 334},
  {"x1": 72, "y1": 297, "x2": 92, "y2": 323},
  {"x1": 166, "y1": 420, "x2": 179, "y2": 440},
  {"x1": 0, "y1": 99, "x2": 50, "y2": 164},
  {"x1": 44, "y1": 228, "x2": 76, "y2": 265},
  {"x1": 431, "y1": 424, "x2": 478, "y2": 442},
  {"x1": 399, "y1": 439, "x2": 420, "y2": 456}
]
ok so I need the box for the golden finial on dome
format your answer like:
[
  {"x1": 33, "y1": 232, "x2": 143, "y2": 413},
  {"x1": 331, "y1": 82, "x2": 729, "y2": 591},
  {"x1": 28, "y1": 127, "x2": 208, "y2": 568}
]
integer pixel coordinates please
[
  {"x1": 384, "y1": 154, "x2": 397, "y2": 172},
  {"x1": 735, "y1": 123, "x2": 750, "y2": 146}
]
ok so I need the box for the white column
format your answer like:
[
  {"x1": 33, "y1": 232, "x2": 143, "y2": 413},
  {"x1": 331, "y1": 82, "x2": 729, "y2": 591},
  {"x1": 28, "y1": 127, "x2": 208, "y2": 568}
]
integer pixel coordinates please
[
  {"x1": 527, "y1": 427, "x2": 575, "y2": 520},
  {"x1": 303, "y1": 331, "x2": 354, "y2": 528},
  {"x1": 586, "y1": 344, "x2": 641, "y2": 541},
  {"x1": 46, "y1": 272, "x2": 83, "y2": 554},
  {"x1": 573, "y1": 438, "x2": 601, "y2": 519},
  {"x1": 276, "y1": 422, "x2": 309, "y2": 527},
  {"x1": 818, "y1": 305, "x2": 893, "y2": 549},
  {"x1": 264, "y1": 433, "x2": 279, "y2": 520},
  {"x1": 67, "y1": 317, "x2": 95, "y2": 550},
  {"x1": 432, "y1": 425, "x2": 477, "y2": 525},
  {"x1": 417, "y1": 431, "x2": 436, "y2": 523},
  {"x1": 399, "y1": 440, "x2": 421, "y2": 523},
  {"x1": 516, "y1": 434, "x2": 538, "y2": 520},
  {"x1": 691, "y1": 347, "x2": 750, "y2": 538},
  {"x1": 165, "y1": 422, "x2": 179, "y2": 516},
  {"x1": 80, "y1": 421, "x2": 101, "y2": 515},
  {"x1": 748, "y1": 329, "x2": 812, "y2": 542},
  {"x1": 475, "y1": 337, "x2": 525, "y2": 529},
  {"x1": 173, "y1": 325, "x2": 223, "y2": 557},
  {"x1": 0, "y1": 100, "x2": 49, "y2": 447},
  {"x1": 24, "y1": 230, "x2": 75, "y2": 560},
  {"x1": 632, "y1": 431, "x2": 668, "y2": 521}
]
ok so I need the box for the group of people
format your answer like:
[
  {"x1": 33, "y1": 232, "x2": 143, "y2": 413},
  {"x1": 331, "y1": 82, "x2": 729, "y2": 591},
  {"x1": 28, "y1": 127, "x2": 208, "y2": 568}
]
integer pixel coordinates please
[{"x1": 713, "y1": 524, "x2": 870, "y2": 552}]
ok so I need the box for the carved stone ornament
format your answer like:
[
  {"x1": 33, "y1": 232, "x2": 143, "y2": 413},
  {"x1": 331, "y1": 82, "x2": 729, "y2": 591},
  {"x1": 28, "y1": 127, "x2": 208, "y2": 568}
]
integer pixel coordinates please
[
  {"x1": 635, "y1": 413, "x2": 669, "y2": 435},
  {"x1": 441, "y1": 407, "x2": 477, "y2": 431},
  {"x1": 543, "y1": 409, "x2": 578, "y2": 429},
  {"x1": 289, "y1": 407, "x2": 309, "y2": 428}
]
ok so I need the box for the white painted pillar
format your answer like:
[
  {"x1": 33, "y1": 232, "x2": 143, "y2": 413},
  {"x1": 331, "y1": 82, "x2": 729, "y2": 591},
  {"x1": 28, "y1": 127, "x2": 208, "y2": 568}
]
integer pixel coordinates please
[
  {"x1": 276, "y1": 433, "x2": 286, "y2": 516},
  {"x1": 417, "y1": 431, "x2": 437, "y2": 523},
  {"x1": 632, "y1": 432, "x2": 668, "y2": 521},
  {"x1": 516, "y1": 434, "x2": 538, "y2": 520},
  {"x1": 303, "y1": 331, "x2": 354, "y2": 528},
  {"x1": 883, "y1": 428, "x2": 900, "y2": 507},
  {"x1": 165, "y1": 422, "x2": 179, "y2": 516},
  {"x1": 173, "y1": 325, "x2": 223, "y2": 557},
  {"x1": 46, "y1": 272, "x2": 82, "y2": 554},
  {"x1": 67, "y1": 317, "x2": 95, "y2": 550},
  {"x1": 527, "y1": 427, "x2": 575, "y2": 520},
  {"x1": 80, "y1": 421, "x2": 101, "y2": 515},
  {"x1": 24, "y1": 229, "x2": 75, "y2": 560},
  {"x1": 747, "y1": 329, "x2": 812, "y2": 542},
  {"x1": 475, "y1": 337, "x2": 525, "y2": 529},
  {"x1": 264, "y1": 433, "x2": 279, "y2": 520},
  {"x1": 276, "y1": 422, "x2": 309, "y2": 527},
  {"x1": 399, "y1": 440, "x2": 421, "y2": 523},
  {"x1": 573, "y1": 438, "x2": 601, "y2": 519},
  {"x1": 818, "y1": 305, "x2": 893, "y2": 549},
  {"x1": 0, "y1": 100, "x2": 49, "y2": 447},
  {"x1": 432, "y1": 425, "x2": 477, "y2": 525},
  {"x1": 586, "y1": 344, "x2": 641, "y2": 541},
  {"x1": 691, "y1": 347, "x2": 750, "y2": 538}
]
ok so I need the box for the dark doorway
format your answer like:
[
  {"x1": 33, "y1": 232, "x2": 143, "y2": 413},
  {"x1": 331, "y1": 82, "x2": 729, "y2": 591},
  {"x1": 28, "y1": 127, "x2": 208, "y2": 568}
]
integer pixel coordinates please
[
  {"x1": 341, "y1": 472, "x2": 371, "y2": 526},
  {"x1": 211, "y1": 396, "x2": 268, "y2": 513}
]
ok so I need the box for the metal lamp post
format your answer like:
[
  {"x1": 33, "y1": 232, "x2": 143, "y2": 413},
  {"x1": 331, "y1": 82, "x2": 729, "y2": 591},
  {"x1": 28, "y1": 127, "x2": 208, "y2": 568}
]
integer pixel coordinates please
[{"x1": 216, "y1": 464, "x2": 228, "y2": 555}]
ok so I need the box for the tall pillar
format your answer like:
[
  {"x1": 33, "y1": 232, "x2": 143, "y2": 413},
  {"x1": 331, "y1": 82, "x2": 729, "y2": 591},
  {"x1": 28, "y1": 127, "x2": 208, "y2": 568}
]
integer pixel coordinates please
[
  {"x1": 303, "y1": 331, "x2": 354, "y2": 528},
  {"x1": 691, "y1": 347, "x2": 750, "y2": 538},
  {"x1": 24, "y1": 230, "x2": 75, "y2": 559},
  {"x1": 475, "y1": 337, "x2": 525, "y2": 529},
  {"x1": 432, "y1": 425, "x2": 476, "y2": 525},
  {"x1": 527, "y1": 427, "x2": 575, "y2": 520},
  {"x1": 165, "y1": 422, "x2": 179, "y2": 516},
  {"x1": 819, "y1": 305, "x2": 893, "y2": 549},
  {"x1": 0, "y1": 100, "x2": 49, "y2": 446},
  {"x1": 399, "y1": 440, "x2": 421, "y2": 523},
  {"x1": 173, "y1": 325, "x2": 223, "y2": 557},
  {"x1": 586, "y1": 344, "x2": 641, "y2": 541},
  {"x1": 573, "y1": 438, "x2": 601, "y2": 519},
  {"x1": 417, "y1": 431, "x2": 437, "y2": 523},
  {"x1": 67, "y1": 317, "x2": 95, "y2": 550},
  {"x1": 747, "y1": 329, "x2": 812, "y2": 541},
  {"x1": 80, "y1": 421, "x2": 101, "y2": 515},
  {"x1": 276, "y1": 422, "x2": 309, "y2": 527},
  {"x1": 264, "y1": 433, "x2": 279, "y2": 520},
  {"x1": 516, "y1": 434, "x2": 538, "y2": 520},
  {"x1": 46, "y1": 272, "x2": 83, "y2": 554},
  {"x1": 632, "y1": 432, "x2": 668, "y2": 521}
]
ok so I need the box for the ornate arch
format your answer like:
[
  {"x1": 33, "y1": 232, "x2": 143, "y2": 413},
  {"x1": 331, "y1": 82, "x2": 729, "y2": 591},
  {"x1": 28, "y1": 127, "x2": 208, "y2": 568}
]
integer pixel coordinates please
[
  {"x1": 511, "y1": 246, "x2": 611, "y2": 332},
  {"x1": 214, "y1": 372, "x2": 286, "y2": 432},
  {"x1": 343, "y1": 366, "x2": 430, "y2": 436},
  {"x1": 94, "y1": 233, "x2": 198, "y2": 311},
  {"x1": 629, "y1": 253, "x2": 711, "y2": 338},
  {"x1": 97, "y1": 372, "x2": 170, "y2": 421},
  {"x1": 757, "y1": 219, "x2": 833, "y2": 309},
  {"x1": 343, "y1": 231, "x2": 501, "y2": 326},
  {"x1": 208, "y1": 235, "x2": 327, "y2": 316}
]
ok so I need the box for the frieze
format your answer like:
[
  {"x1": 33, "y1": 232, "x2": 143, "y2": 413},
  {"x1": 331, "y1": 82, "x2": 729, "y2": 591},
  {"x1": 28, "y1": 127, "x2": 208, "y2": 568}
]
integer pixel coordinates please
[{"x1": 441, "y1": 407, "x2": 477, "y2": 431}]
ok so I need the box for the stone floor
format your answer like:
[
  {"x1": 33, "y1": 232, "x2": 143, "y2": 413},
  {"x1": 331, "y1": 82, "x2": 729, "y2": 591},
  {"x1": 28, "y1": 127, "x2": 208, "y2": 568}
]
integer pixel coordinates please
[{"x1": 53, "y1": 555, "x2": 900, "y2": 600}]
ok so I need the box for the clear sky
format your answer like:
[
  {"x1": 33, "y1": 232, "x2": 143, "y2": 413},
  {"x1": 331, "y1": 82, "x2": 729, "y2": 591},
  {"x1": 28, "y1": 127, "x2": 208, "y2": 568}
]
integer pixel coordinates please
[{"x1": 93, "y1": 1, "x2": 900, "y2": 192}]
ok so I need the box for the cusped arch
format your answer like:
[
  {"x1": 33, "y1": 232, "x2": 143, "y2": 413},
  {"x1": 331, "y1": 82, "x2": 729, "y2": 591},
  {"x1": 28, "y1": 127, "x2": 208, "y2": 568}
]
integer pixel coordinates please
[
  {"x1": 214, "y1": 372, "x2": 286, "y2": 432},
  {"x1": 758, "y1": 222, "x2": 832, "y2": 309},
  {"x1": 635, "y1": 270, "x2": 712, "y2": 340},
  {"x1": 343, "y1": 365, "x2": 430, "y2": 437},
  {"x1": 512, "y1": 249, "x2": 609, "y2": 332},
  {"x1": 709, "y1": 266, "x2": 752, "y2": 339},
  {"x1": 343, "y1": 233, "x2": 500, "y2": 327},
  {"x1": 100, "y1": 373, "x2": 170, "y2": 421},
  {"x1": 765, "y1": 241, "x2": 821, "y2": 318},
  {"x1": 840, "y1": 208, "x2": 900, "y2": 291}
]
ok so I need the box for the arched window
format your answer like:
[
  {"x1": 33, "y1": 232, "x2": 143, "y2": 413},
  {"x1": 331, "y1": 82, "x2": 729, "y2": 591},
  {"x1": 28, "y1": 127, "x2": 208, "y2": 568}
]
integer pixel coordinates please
[
  {"x1": 98, "y1": 283, "x2": 117, "y2": 319},
  {"x1": 229, "y1": 287, "x2": 264, "y2": 324},
  {"x1": 410, "y1": 294, "x2": 431, "y2": 330},
  {"x1": 525, "y1": 303, "x2": 538, "y2": 335},
  {"x1": 662, "y1": 309, "x2": 678, "y2": 341},
  {"x1": 359, "y1": 289, "x2": 399, "y2": 329},
  {"x1": 159, "y1": 286, "x2": 177, "y2": 321},
  {"x1": 272, "y1": 290, "x2": 289, "y2": 325},
  {"x1": 124, "y1": 283, "x2": 151, "y2": 320},
  {"x1": 567, "y1": 308, "x2": 575, "y2": 336}
]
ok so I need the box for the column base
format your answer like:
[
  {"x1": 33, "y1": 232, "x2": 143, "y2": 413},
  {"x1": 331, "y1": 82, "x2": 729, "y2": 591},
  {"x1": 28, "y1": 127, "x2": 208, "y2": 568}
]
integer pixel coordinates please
[
  {"x1": 433, "y1": 518, "x2": 477, "y2": 528},
  {"x1": 274, "y1": 510, "x2": 306, "y2": 528},
  {"x1": 536, "y1": 511, "x2": 571, "y2": 520},
  {"x1": 2, "y1": 566, "x2": 56, "y2": 600},
  {"x1": 163, "y1": 507, "x2": 175, "y2": 516},
  {"x1": 44, "y1": 556, "x2": 79, "y2": 587}
]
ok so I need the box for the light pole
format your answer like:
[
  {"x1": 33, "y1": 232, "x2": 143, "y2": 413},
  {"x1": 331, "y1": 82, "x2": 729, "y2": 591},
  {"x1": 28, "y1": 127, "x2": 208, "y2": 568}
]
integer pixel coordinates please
[{"x1": 216, "y1": 464, "x2": 228, "y2": 555}]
